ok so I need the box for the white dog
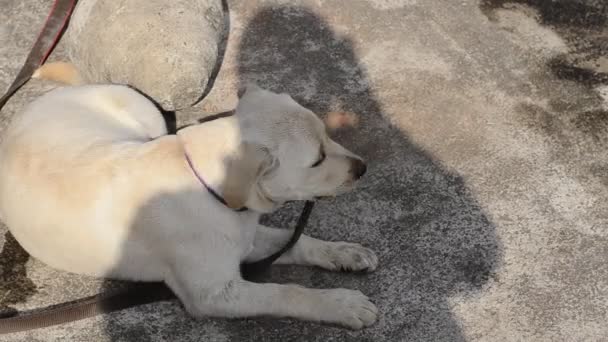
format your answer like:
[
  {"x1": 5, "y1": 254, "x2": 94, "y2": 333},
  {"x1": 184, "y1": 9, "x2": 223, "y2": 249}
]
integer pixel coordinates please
[{"x1": 0, "y1": 82, "x2": 377, "y2": 329}]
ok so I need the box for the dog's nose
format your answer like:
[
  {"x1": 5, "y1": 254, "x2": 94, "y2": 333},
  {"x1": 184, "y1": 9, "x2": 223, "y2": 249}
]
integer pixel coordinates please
[{"x1": 350, "y1": 159, "x2": 367, "y2": 179}]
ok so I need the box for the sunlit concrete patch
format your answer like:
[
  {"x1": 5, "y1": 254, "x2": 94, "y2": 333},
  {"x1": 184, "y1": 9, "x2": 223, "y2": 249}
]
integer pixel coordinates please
[
  {"x1": 597, "y1": 85, "x2": 608, "y2": 108},
  {"x1": 492, "y1": 5, "x2": 568, "y2": 55},
  {"x1": 364, "y1": 0, "x2": 418, "y2": 10},
  {"x1": 362, "y1": 40, "x2": 453, "y2": 80}
]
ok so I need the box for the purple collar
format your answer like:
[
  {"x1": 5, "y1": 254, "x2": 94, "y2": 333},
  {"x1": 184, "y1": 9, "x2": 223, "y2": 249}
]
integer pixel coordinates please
[{"x1": 184, "y1": 151, "x2": 248, "y2": 212}]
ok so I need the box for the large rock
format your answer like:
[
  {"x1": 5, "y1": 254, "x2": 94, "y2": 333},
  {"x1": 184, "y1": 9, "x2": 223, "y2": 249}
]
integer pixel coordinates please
[{"x1": 64, "y1": 0, "x2": 224, "y2": 110}]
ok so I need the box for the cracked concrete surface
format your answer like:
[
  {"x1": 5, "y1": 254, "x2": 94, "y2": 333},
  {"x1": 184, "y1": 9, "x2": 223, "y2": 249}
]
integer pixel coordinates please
[{"x1": 1, "y1": 0, "x2": 607, "y2": 341}]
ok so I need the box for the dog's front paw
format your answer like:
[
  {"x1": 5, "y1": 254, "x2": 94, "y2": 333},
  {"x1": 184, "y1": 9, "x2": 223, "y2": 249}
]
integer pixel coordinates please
[
  {"x1": 318, "y1": 242, "x2": 378, "y2": 272},
  {"x1": 318, "y1": 288, "x2": 377, "y2": 329}
]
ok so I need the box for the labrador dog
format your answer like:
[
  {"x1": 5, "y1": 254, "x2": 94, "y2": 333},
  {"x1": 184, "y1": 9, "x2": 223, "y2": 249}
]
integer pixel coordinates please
[{"x1": 0, "y1": 83, "x2": 377, "y2": 329}]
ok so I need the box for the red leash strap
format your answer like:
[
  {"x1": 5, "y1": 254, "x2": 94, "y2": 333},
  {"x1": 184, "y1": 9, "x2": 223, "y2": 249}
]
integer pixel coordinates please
[{"x1": 0, "y1": 0, "x2": 77, "y2": 111}]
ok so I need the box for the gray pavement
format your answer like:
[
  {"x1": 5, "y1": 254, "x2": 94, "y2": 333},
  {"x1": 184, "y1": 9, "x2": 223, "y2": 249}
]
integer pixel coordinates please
[{"x1": 1, "y1": 0, "x2": 607, "y2": 341}]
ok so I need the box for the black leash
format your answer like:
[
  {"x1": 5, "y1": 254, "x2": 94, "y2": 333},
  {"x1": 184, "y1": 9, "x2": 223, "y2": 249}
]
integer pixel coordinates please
[
  {"x1": 241, "y1": 201, "x2": 315, "y2": 281},
  {"x1": 0, "y1": 0, "x2": 315, "y2": 334}
]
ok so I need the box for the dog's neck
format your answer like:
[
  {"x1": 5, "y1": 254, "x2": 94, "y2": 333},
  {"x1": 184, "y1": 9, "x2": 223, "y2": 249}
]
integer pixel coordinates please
[
  {"x1": 176, "y1": 118, "x2": 277, "y2": 213},
  {"x1": 177, "y1": 117, "x2": 240, "y2": 188}
]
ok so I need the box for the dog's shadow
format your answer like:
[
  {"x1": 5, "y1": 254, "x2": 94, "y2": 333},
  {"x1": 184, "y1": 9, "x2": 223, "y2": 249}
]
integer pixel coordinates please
[{"x1": 101, "y1": 5, "x2": 502, "y2": 341}]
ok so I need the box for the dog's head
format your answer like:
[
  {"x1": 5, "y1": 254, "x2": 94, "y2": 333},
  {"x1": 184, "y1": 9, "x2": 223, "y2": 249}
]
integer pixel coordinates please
[{"x1": 222, "y1": 84, "x2": 366, "y2": 212}]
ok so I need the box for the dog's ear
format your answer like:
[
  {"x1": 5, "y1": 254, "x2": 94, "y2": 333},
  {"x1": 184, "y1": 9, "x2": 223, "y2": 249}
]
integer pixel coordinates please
[
  {"x1": 222, "y1": 142, "x2": 272, "y2": 209},
  {"x1": 323, "y1": 111, "x2": 359, "y2": 130}
]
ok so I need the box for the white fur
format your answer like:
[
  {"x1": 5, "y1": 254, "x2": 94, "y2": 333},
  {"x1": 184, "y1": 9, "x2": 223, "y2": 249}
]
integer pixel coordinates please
[{"x1": 0, "y1": 84, "x2": 378, "y2": 329}]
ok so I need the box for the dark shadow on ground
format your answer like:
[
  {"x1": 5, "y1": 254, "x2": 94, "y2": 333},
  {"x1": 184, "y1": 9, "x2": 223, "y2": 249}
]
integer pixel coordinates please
[
  {"x1": 100, "y1": 5, "x2": 502, "y2": 342},
  {"x1": 480, "y1": 0, "x2": 607, "y2": 28},
  {"x1": 481, "y1": 0, "x2": 608, "y2": 89},
  {"x1": 481, "y1": 1, "x2": 608, "y2": 160},
  {"x1": 481, "y1": 0, "x2": 607, "y2": 81},
  {"x1": 0, "y1": 232, "x2": 37, "y2": 318}
]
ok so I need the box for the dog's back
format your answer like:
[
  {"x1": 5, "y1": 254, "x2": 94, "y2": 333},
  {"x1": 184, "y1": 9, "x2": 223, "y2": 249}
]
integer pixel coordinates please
[{"x1": 0, "y1": 84, "x2": 173, "y2": 276}]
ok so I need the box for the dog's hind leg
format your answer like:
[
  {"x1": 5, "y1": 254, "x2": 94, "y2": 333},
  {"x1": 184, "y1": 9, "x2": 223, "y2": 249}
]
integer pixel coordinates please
[
  {"x1": 243, "y1": 225, "x2": 378, "y2": 272},
  {"x1": 73, "y1": 85, "x2": 169, "y2": 140}
]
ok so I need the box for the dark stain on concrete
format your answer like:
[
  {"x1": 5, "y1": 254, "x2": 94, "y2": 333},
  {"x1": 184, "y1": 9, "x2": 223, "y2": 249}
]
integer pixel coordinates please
[
  {"x1": 517, "y1": 99, "x2": 608, "y2": 148},
  {"x1": 483, "y1": 0, "x2": 608, "y2": 147},
  {"x1": 548, "y1": 56, "x2": 608, "y2": 87},
  {"x1": 517, "y1": 103, "x2": 566, "y2": 139},
  {"x1": 571, "y1": 109, "x2": 608, "y2": 141},
  {"x1": 0, "y1": 231, "x2": 37, "y2": 317},
  {"x1": 482, "y1": 6, "x2": 608, "y2": 322},
  {"x1": 480, "y1": 0, "x2": 607, "y2": 29},
  {"x1": 481, "y1": 0, "x2": 608, "y2": 87},
  {"x1": 589, "y1": 163, "x2": 608, "y2": 187}
]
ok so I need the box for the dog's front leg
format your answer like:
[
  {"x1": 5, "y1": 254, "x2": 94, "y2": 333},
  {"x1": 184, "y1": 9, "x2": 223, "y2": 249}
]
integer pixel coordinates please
[
  {"x1": 244, "y1": 225, "x2": 378, "y2": 272},
  {"x1": 167, "y1": 260, "x2": 377, "y2": 329}
]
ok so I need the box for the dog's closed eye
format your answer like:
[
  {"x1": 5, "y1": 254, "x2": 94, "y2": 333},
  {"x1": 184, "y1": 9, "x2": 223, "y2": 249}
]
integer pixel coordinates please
[{"x1": 311, "y1": 148, "x2": 326, "y2": 168}]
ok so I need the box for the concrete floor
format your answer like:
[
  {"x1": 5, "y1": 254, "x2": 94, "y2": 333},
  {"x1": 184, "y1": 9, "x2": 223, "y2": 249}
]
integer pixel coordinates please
[{"x1": 1, "y1": 0, "x2": 607, "y2": 341}]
